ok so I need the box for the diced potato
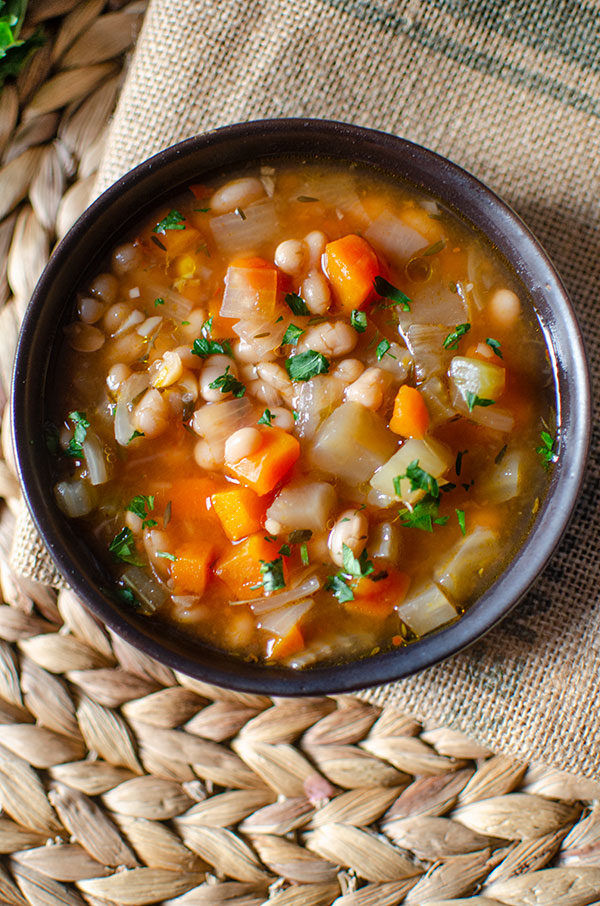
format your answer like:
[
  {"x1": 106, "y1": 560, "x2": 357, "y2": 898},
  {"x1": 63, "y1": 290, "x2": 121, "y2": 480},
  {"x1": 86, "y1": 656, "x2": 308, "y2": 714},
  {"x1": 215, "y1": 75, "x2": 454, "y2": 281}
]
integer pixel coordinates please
[
  {"x1": 449, "y1": 356, "x2": 505, "y2": 402},
  {"x1": 311, "y1": 401, "x2": 397, "y2": 486},
  {"x1": 474, "y1": 449, "x2": 524, "y2": 504},
  {"x1": 370, "y1": 437, "x2": 452, "y2": 505},
  {"x1": 405, "y1": 325, "x2": 453, "y2": 381},
  {"x1": 435, "y1": 527, "x2": 499, "y2": 601},
  {"x1": 369, "y1": 521, "x2": 401, "y2": 563},
  {"x1": 397, "y1": 582, "x2": 457, "y2": 636},
  {"x1": 266, "y1": 480, "x2": 337, "y2": 534}
]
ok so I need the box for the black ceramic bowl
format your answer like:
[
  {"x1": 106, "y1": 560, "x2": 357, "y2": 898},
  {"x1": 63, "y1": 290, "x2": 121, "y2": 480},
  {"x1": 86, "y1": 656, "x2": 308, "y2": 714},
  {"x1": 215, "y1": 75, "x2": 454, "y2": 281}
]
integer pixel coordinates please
[{"x1": 11, "y1": 119, "x2": 591, "y2": 695}]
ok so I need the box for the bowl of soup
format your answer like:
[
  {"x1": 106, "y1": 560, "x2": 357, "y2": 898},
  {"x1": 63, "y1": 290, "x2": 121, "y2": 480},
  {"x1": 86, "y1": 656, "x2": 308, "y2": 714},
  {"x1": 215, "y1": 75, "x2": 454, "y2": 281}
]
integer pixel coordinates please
[{"x1": 11, "y1": 119, "x2": 590, "y2": 694}]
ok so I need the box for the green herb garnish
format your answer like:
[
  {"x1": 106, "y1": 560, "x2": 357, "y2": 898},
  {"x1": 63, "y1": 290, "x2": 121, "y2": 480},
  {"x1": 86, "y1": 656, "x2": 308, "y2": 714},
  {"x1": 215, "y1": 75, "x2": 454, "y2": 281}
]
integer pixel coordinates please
[
  {"x1": 156, "y1": 551, "x2": 177, "y2": 561},
  {"x1": 258, "y1": 408, "x2": 275, "y2": 426},
  {"x1": 342, "y1": 544, "x2": 374, "y2": 578},
  {"x1": 109, "y1": 527, "x2": 143, "y2": 566},
  {"x1": 65, "y1": 411, "x2": 90, "y2": 458},
  {"x1": 192, "y1": 336, "x2": 232, "y2": 359},
  {"x1": 300, "y1": 543, "x2": 309, "y2": 566},
  {"x1": 297, "y1": 195, "x2": 319, "y2": 202},
  {"x1": 486, "y1": 337, "x2": 503, "y2": 358},
  {"x1": 456, "y1": 509, "x2": 466, "y2": 536},
  {"x1": 288, "y1": 529, "x2": 312, "y2": 544},
  {"x1": 278, "y1": 544, "x2": 291, "y2": 557},
  {"x1": 128, "y1": 430, "x2": 145, "y2": 444},
  {"x1": 285, "y1": 350, "x2": 330, "y2": 382},
  {"x1": 154, "y1": 297, "x2": 165, "y2": 307},
  {"x1": 373, "y1": 276, "x2": 411, "y2": 311},
  {"x1": 395, "y1": 460, "x2": 440, "y2": 499},
  {"x1": 465, "y1": 392, "x2": 495, "y2": 412},
  {"x1": 455, "y1": 449, "x2": 467, "y2": 476},
  {"x1": 282, "y1": 323, "x2": 305, "y2": 346},
  {"x1": 153, "y1": 209, "x2": 186, "y2": 233},
  {"x1": 326, "y1": 573, "x2": 355, "y2": 602},
  {"x1": 127, "y1": 494, "x2": 157, "y2": 529},
  {"x1": 423, "y1": 239, "x2": 446, "y2": 256},
  {"x1": 376, "y1": 338, "x2": 391, "y2": 361},
  {"x1": 443, "y1": 323, "x2": 471, "y2": 350},
  {"x1": 285, "y1": 292, "x2": 310, "y2": 316},
  {"x1": 350, "y1": 310, "x2": 367, "y2": 333},
  {"x1": 208, "y1": 365, "x2": 246, "y2": 398},
  {"x1": 536, "y1": 431, "x2": 557, "y2": 470},
  {"x1": 259, "y1": 557, "x2": 286, "y2": 592},
  {"x1": 399, "y1": 496, "x2": 449, "y2": 532}
]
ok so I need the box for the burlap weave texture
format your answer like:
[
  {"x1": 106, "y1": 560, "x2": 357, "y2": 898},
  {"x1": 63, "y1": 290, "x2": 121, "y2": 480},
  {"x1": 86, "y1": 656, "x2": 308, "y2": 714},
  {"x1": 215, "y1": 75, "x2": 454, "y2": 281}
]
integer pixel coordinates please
[{"x1": 16, "y1": 0, "x2": 600, "y2": 777}]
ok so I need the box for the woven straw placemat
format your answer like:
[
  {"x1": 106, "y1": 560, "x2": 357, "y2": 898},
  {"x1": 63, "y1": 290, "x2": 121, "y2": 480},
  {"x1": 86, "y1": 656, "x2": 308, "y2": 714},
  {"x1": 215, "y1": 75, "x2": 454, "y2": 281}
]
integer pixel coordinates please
[{"x1": 1, "y1": 2, "x2": 600, "y2": 904}]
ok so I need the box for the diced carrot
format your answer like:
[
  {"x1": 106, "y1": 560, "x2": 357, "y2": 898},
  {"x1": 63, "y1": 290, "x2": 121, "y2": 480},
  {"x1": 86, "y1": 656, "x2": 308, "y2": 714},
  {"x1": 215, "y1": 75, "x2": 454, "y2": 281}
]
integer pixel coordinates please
[
  {"x1": 323, "y1": 234, "x2": 380, "y2": 312},
  {"x1": 155, "y1": 226, "x2": 203, "y2": 258},
  {"x1": 171, "y1": 539, "x2": 216, "y2": 596},
  {"x1": 208, "y1": 293, "x2": 238, "y2": 337},
  {"x1": 211, "y1": 486, "x2": 266, "y2": 542},
  {"x1": 230, "y1": 256, "x2": 271, "y2": 269},
  {"x1": 155, "y1": 477, "x2": 225, "y2": 524},
  {"x1": 269, "y1": 624, "x2": 305, "y2": 661},
  {"x1": 400, "y1": 205, "x2": 444, "y2": 243},
  {"x1": 344, "y1": 570, "x2": 411, "y2": 619},
  {"x1": 225, "y1": 427, "x2": 300, "y2": 496},
  {"x1": 214, "y1": 533, "x2": 282, "y2": 598},
  {"x1": 389, "y1": 385, "x2": 430, "y2": 438}
]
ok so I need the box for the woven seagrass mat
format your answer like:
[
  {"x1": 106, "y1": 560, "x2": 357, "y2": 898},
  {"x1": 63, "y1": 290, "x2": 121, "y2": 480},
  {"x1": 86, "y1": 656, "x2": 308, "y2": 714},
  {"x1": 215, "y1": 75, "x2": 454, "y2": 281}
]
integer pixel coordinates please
[{"x1": 1, "y1": 1, "x2": 600, "y2": 904}]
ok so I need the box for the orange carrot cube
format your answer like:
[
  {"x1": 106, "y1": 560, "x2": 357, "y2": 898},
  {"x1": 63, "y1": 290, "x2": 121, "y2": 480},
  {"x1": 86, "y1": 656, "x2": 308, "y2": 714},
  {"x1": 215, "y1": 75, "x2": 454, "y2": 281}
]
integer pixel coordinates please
[
  {"x1": 214, "y1": 533, "x2": 281, "y2": 598},
  {"x1": 211, "y1": 486, "x2": 266, "y2": 541},
  {"x1": 323, "y1": 234, "x2": 380, "y2": 312},
  {"x1": 171, "y1": 540, "x2": 216, "y2": 596},
  {"x1": 225, "y1": 427, "x2": 300, "y2": 496},
  {"x1": 389, "y1": 385, "x2": 430, "y2": 438}
]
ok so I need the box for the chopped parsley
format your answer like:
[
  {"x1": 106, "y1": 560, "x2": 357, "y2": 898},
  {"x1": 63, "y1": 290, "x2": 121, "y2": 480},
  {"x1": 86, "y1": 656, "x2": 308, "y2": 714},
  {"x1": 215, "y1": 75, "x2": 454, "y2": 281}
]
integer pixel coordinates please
[
  {"x1": 65, "y1": 411, "x2": 90, "y2": 458},
  {"x1": 342, "y1": 544, "x2": 374, "y2": 578},
  {"x1": 153, "y1": 209, "x2": 186, "y2": 233},
  {"x1": 156, "y1": 551, "x2": 177, "y2": 561},
  {"x1": 297, "y1": 195, "x2": 319, "y2": 202},
  {"x1": 285, "y1": 350, "x2": 330, "y2": 382},
  {"x1": 455, "y1": 449, "x2": 467, "y2": 476},
  {"x1": 288, "y1": 529, "x2": 312, "y2": 544},
  {"x1": 127, "y1": 495, "x2": 157, "y2": 529},
  {"x1": 394, "y1": 460, "x2": 440, "y2": 499},
  {"x1": 456, "y1": 509, "x2": 466, "y2": 536},
  {"x1": 282, "y1": 323, "x2": 305, "y2": 346},
  {"x1": 278, "y1": 544, "x2": 291, "y2": 557},
  {"x1": 285, "y1": 292, "x2": 310, "y2": 316},
  {"x1": 128, "y1": 430, "x2": 145, "y2": 444},
  {"x1": 376, "y1": 339, "x2": 392, "y2": 361},
  {"x1": 300, "y1": 543, "x2": 310, "y2": 566},
  {"x1": 326, "y1": 573, "x2": 355, "y2": 603},
  {"x1": 192, "y1": 336, "x2": 232, "y2": 359},
  {"x1": 259, "y1": 557, "x2": 286, "y2": 592},
  {"x1": 154, "y1": 297, "x2": 165, "y2": 307},
  {"x1": 443, "y1": 323, "x2": 471, "y2": 350},
  {"x1": 536, "y1": 430, "x2": 557, "y2": 470},
  {"x1": 423, "y1": 239, "x2": 446, "y2": 256},
  {"x1": 486, "y1": 337, "x2": 503, "y2": 358},
  {"x1": 465, "y1": 392, "x2": 495, "y2": 412},
  {"x1": 208, "y1": 365, "x2": 246, "y2": 397},
  {"x1": 258, "y1": 408, "x2": 275, "y2": 426},
  {"x1": 350, "y1": 310, "x2": 367, "y2": 332},
  {"x1": 373, "y1": 276, "x2": 411, "y2": 311},
  {"x1": 399, "y1": 497, "x2": 449, "y2": 532},
  {"x1": 109, "y1": 527, "x2": 143, "y2": 566}
]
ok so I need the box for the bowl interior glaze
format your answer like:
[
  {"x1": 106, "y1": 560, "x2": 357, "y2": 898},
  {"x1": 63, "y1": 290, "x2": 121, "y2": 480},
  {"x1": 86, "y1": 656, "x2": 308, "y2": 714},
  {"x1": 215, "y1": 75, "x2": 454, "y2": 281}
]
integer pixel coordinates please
[{"x1": 11, "y1": 119, "x2": 591, "y2": 695}]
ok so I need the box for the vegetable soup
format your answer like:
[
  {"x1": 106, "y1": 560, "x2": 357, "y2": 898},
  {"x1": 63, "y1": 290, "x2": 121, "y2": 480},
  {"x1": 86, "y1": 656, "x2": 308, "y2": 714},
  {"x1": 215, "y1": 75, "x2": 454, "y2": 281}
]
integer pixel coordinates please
[{"x1": 49, "y1": 160, "x2": 556, "y2": 668}]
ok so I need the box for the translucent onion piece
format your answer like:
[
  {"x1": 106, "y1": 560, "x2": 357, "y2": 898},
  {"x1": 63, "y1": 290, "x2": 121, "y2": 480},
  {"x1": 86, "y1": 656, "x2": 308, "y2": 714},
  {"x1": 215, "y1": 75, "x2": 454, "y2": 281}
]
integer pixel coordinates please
[
  {"x1": 121, "y1": 566, "x2": 168, "y2": 614},
  {"x1": 467, "y1": 243, "x2": 496, "y2": 311},
  {"x1": 293, "y1": 374, "x2": 345, "y2": 440},
  {"x1": 233, "y1": 316, "x2": 286, "y2": 358},
  {"x1": 399, "y1": 282, "x2": 468, "y2": 329},
  {"x1": 54, "y1": 479, "x2": 95, "y2": 517},
  {"x1": 192, "y1": 397, "x2": 254, "y2": 445},
  {"x1": 451, "y1": 387, "x2": 515, "y2": 433},
  {"x1": 405, "y1": 324, "x2": 453, "y2": 381},
  {"x1": 82, "y1": 431, "x2": 109, "y2": 485},
  {"x1": 369, "y1": 521, "x2": 401, "y2": 562},
  {"x1": 139, "y1": 281, "x2": 194, "y2": 320},
  {"x1": 475, "y1": 449, "x2": 524, "y2": 504},
  {"x1": 365, "y1": 341, "x2": 412, "y2": 380},
  {"x1": 260, "y1": 597, "x2": 314, "y2": 638},
  {"x1": 210, "y1": 198, "x2": 278, "y2": 257},
  {"x1": 232, "y1": 574, "x2": 321, "y2": 609},
  {"x1": 114, "y1": 372, "x2": 150, "y2": 446},
  {"x1": 435, "y1": 527, "x2": 498, "y2": 602},
  {"x1": 396, "y1": 582, "x2": 458, "y2": 637},
  {"x1": 420, "y1": 376, "x2": 456, "y2": 426},
  {"x1": 364, "y1": 211, "x2": 428, "y2": 265}
]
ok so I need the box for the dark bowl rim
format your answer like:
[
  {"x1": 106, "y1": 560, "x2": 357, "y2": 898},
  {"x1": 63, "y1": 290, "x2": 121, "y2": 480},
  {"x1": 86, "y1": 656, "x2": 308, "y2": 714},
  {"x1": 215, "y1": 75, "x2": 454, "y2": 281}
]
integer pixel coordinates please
[{"x1": 11, "y1": 117, "x2": 592, "y2": 696}]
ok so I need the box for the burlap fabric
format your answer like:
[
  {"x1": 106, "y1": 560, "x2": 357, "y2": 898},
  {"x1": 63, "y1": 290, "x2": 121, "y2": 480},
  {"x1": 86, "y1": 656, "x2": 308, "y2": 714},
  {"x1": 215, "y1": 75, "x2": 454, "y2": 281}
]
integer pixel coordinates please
[{"x1": 13, "y1": 0, "x2": 600, "y2": 777}]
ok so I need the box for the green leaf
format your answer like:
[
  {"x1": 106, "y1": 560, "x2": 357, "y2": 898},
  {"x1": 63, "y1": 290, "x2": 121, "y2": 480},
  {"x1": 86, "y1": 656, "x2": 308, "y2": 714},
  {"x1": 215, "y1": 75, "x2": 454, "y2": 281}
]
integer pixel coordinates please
[
  {"x1": 399, "y1": 495, "x2": 448, "y2": 532},
  {"x1": 109, "y1": 527, "x2": 143, "y2": 566},
  {"x1": 456, "y1": 509, "x2": 466, "y2": 536},
  {"x1": 153, "y1": 210, "x2": 186, "y2": 233},
  {"x1": 128, "y1": 430, "x2": 145, "y2": 443},
  {"x1": 373, "y1": 276, "x2": 411, "y2": 311},
  {"x1": 455, "y1": 449, "x2": 467, "y2": 476},
  {"x1": 285, "y1": 350, "x2": 330, "y2": 382},
  {"x1": 465, "y1": 391, "x2": 495, "y2": 412},
  {"x1": 127, "y1": 494, "x2": 157, "y2": 529},
  {"x1": 396, "y1": 459, "x2": 440, "y2": 498},
  {"x1": 486, "y1": 337, "x2": 503, "y2": 358},
  {"x1": 326, "y1": 573, "x2": 354, "y2": 602},
  {"x1": 154, "y1": 297, "x2": 165, "y2": 307},
  {"x1": 443, "y1": 323, "x2": 471, "y2": 350},
  {"x1": 65, "y1": 411, "x2": 90, "y2": 458},
  {"x1": 258, "y1": 408, "x2": 275, "y2": 426},
  {"x1": 300, "y1": 543, "x2": 309, "y2": 566},
  {"x1": 342, "y1": 544, "x2": 374, "y2": 578},
  {"x1": 536, "y1": 430, "x2": 556, "y2": 470},
  {"x1": 278, "y1": 544, "x2": 291, "y2": 556},
  {"x1": 201, "y1": 315, "x2": 213, "y2": 337},
  {"x1": 208, "y1": 365, "x2": 246, "y2": 397},
  {"x1": 350, "y1": 310, "x2": 367, "y2": 332},
  {"x1": 376, "y1": 338, "x2": 391, "y2": 361},
  {"x1": 282, "y1": 323, "x2": 305, "y2": 346},
  {"x1": 156, "y1": 550, "x2": 177, "y2": 561},
  {"x1": 192, "y1": 336, "x2": 232, "y2": 359},
  {"x1": 259, "y1": 557, "x2": 286, "y2": 592},
  {"x1": 284, "y1": 292, "x2": 309, "y2": 316}
]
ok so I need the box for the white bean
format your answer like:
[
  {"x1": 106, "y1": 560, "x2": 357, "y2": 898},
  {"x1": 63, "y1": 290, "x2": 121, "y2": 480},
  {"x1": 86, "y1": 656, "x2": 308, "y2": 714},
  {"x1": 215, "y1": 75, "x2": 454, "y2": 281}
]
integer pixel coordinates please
[
  {"x1": 265, "y1": 517, "x2": 282, "y2": 536},
  {"x1": 301, "y1": 270, "x2": 331, "y2": 315},
  {"x1": 88, "y1": 272, "x2": 118, "y2": 304},
  {"x1": 328, "y1": 508, "x2": 369, "y2": 568},
  {"x1": 112, "y1": 242, "x2": 141, "y2": 275},
  {"x1": 304, "y1": 230, "x2": 328, "y2": 267},
  {"x1": 334, "y1": 358, "x2": 365, "y2": 385},
  {"x1": 225, "y1": 427, "x2": 262, "y2": 463},
  {"x1": 178, "y1": 370, "x2": 199, "y2": 404},
  {"x1": 106, "y1": 363, "x2": 131, "y2": 393},
  {"x1": 103, "y1": 302, "x2": 131, "y2": 335},
  {"x1": 152, "y1": 351, "x2": 183, "y2": 389},
  {"x1": 144, "y1": 529, "x2": 172, "y2": 578},
  {"x1": 194, "y1": 439, "x2": 222, "y2": 470},
  {"x1": 125, "y1": 511, "x2": 143, "y2": 533},
  {"x1": 108, "y1": 332, "x2": 145, "y2": 364},
  {"x1": 255, "y1": 362, "x2": 293, "y2": 403},
  {"x1": 63, "y1": 322, "x2": 105, "y2": 352},
  {"x1": 269, "y1": 406, "x2": 295, "y2": 432},
  {"x1": 200, "y1": 354, "x2": 238, "y2": 402},
  {"x1": 488, "y1": 287, "x2": 521, "y2": 328},
  {"x1": 274, "y1": 239, "x2": 305, "y2": 275},
  {"x1": 178, "y1": 308, "x2": 208, "y2": 341},
  {"x1": 345, "y1": 367, "x2": 388, "y2": 410},
  {"x1": 133, "y1": 389, "x2": 170, "y2": 438},
  {"x1": 174, "y1": 344, "x2": 201, "y2": 370},
  {"x1": 232, "y1": 337, "x2": 274, "y2": 363},
  {"x1": 299, "y1": 320, "x2": 357, "y2": 358},
  {"x1": 209, "y1": 177, "x2": 265, "y2": 214},
  {"x1": 78, "y1": 296, "x2": 105, "y2": 324}
]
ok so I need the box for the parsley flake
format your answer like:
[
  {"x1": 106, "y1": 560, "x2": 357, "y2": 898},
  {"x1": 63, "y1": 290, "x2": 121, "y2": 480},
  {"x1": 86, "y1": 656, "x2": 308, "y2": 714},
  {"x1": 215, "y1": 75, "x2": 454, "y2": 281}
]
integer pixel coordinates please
[
  {"x1": 192, "y1": 336, "x2": 233, "y2": 359},
  {"x1": 259, "y1": 557, "x2": 286, "y2": 592},
  {"x1": 285, "y1": 350, "x2": 330, "y2": 382},
  {"x1": 285, "y1": 292, "x2": 310, "y2": 316},
  {"x1": 342, "y1": 544, "x2": 374, "y2": 578},
  {"x1": 326, "y1": 573, "x2": 355, "y2": 602},
  {"x1": 128, "y1": 430, "x2": 145, "y2": 443},
  {"x1": 109, "y1": 527, "x2": 143, "y2": 565},
  {"x1": 288, "y1": 529, "x2": 312, "y2": 544},
  {"x1": 400, "y1": 496, "x2": 449, "y2": 532},
  {"x1": 127, "y1": 495, "x2": 157, "y2": 529},
  {"x1": 376, "y1": 338, "x2": 391, "y2": 361},
  {"x1": 154, "y1": 297, "x2": 165, "y2": 307},
  {"x1": 282, "y1": 323, "x2": 305, "y2": 346},
  {"x1": 486, "y1": 337, "x2": 503, "y2": 358},
  {"x1": 536, "y1": 430, "x2": 557, "y2": 470},
  {"x1": 423, "y1": 239, "x2": 446, "y2": 256},
  {"x1": 156, "y1": 551, "x2": 177, "y2": 561},
  {"x1": 455, "y1": 449, "x2": 468, "y2": 476},
  {"x1": 373, "y1": 276, "x2": 411, "y2": 311},
  {"x1": 153, "y1": 209, "x2": 186, "y2": 234},
  {"x1": 65, "y1": 411, "x2": 90, "y2": 458},
  {"x1": 443, "y1": 323, "x2": 471, "y2": 350},
  {"x1": 300, "y1": 543, "x2": 310, "y2": 566},
  {"x1": 350, "y1": 310, "x2": 367, "y2": 333},
  {"x1": 395, "y1": 460, "x2": 440, "y2": 499},
  {"x1": 456, "y1": 509, "x2": 466, "y2": 536},
  {"x1": 208, "y1": 365, "x2": 246, "y2": 397},
  {"x1": 278, "y1": 544, "x2": 291, "y2": 557},
  {"x1": 465, "y1": 392, "x2": 495, "y2": 412},
  {"x1": 258, "y1": 409, "x2": 275, "y2": 426},
  {"x1": 297, "y1": 195, "x2": 319, "y2": 202}
]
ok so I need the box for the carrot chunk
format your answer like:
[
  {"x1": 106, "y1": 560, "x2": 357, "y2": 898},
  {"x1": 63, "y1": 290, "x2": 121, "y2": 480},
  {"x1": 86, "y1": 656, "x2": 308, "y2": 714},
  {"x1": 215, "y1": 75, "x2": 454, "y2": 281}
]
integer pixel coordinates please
[
  {"x1": 323, "y1": 234, "x2": 380, "y2": 312},
  {"x1": 225, "y1": 427, "x2": 300, "y2": 496},
  {"x1": 171, "y1": 540, "x2": 216, "y2": 596},
  {"x1": 344, "y1": 570, "x2": 411, "y2": 619},
  {"x1": 214, "y1": 533, "x2": 280, "y2": 598},
  {"x1": 211, "y1": 486, "x2": 266, "y2": 541},
  {"x1": 156, "y1": 477, "x2": 225, "y2": 524},
  {"x1": 389, "y1": 385, "x2": 430, "y2": 438},
  {"x1": 154, "y1": 226, "x2": 203, "y2": 258},
  {"x1": 269, "y1": 624, "x2": 305, "y2": 661}
]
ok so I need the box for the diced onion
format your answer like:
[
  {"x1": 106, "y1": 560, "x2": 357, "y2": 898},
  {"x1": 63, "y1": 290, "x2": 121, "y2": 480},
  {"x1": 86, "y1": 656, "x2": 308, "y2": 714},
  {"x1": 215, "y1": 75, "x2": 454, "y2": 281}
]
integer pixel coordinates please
[
  {"x1": 397, "y1": 582, "x2": 458, "y2": 636},
  {"x1": 192, "y1": 397, "x2": 254, "y2": 445},
  {"x1": 82, "y1": 431, "x2": 109, "y2": 485},
  {"x1": 233, "y1": 317, "x2": 286, "y2": 358},
  {"x1": 401, "y1": 282, "x2": 468, "y2": 329},
  {"x1": 364, "y1": 211, "x2": 428, "y2": 265},
  {"x1": 260, "y1": 598, "x2": 314, "y2": 638},
  {"x1": 435, "y1": 527, "x2": 498, "y2": 601},
  {"x1": 121, "y1": 566, "x2": 168, "y2": 614},
  {"x1": 54, "y1": 478, "x2": 95, "y2": 517},
  {"x1": 293, "y1": 374, "x2": 345, "y2": 439},
  {"x1": 210, "y1": 198, "x2": 278, "y2": 256},
  {"x1": 405, "y1": 324, "x2": 453, "y2": 381},
  {"x1": 232, "y1": 574, "x2": 321, "y2": 610},
  {"x1": 139, "y1": 281, "x2": 193, "y2": 320},
  {"x1": 115, "y1": 372, "x2": 150, "y2": 446},
  {"x1": 113, "y1": 309, "x2": 144, "y2": 336}
]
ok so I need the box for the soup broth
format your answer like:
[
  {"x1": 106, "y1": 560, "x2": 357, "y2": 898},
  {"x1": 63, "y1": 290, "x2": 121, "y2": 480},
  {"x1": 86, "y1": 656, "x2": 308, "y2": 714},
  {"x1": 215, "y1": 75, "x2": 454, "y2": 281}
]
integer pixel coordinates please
[{"x1": 49, "y1": 159, "x2": 555, "y2": 668}]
